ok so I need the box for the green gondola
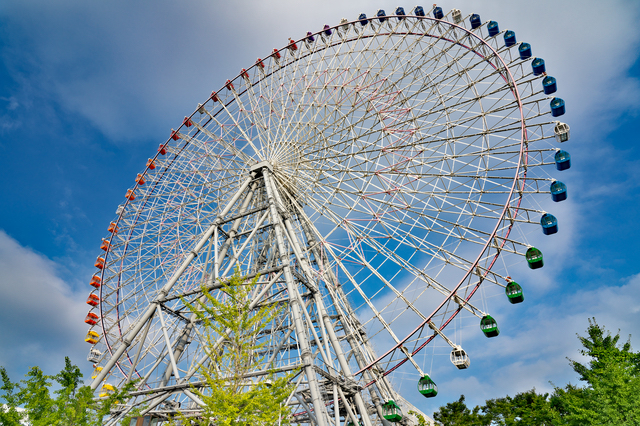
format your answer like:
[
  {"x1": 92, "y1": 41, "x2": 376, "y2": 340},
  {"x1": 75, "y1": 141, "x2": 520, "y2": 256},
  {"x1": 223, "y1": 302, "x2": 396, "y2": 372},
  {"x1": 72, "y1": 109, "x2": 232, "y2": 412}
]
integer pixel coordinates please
[
  {"x1": 526, "y1": 247, "x2": 544, "y2": 269},
  {"x1": 480, "y1": 315, "x2": 500, "y2": 338},
  {"x1": 417, "y1": 374, "x2": 438, "y2": 398},
  {"x1": 505, "y1": 281, "x2": 524, "y2": 304},
  {"x1": 382, "y1": 400, "x2": 403, "y2": 422}
]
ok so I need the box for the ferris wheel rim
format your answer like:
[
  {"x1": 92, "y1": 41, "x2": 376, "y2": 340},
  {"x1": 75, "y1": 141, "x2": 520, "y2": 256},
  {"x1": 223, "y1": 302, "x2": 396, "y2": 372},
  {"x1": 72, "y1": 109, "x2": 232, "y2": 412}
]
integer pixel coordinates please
[{"x1": 93, "y1": 10, "x2": 543, "y2": 391}]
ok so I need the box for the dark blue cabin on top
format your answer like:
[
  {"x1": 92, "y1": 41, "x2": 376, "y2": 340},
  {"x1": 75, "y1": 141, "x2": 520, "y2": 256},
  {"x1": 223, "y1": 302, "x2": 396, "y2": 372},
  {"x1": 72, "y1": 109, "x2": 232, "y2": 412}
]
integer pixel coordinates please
[
  {"x1": 433, "y1": 6, "x2": 443, "y2": 19},
  {"x1": 550, "y1": 181, "x2": 568, "y2": 202},
  {"x1": 470, "y1": 14, "x2": 481, "y2": 28},
  {"x1": 540, "y1": 213, "x2": 558, "y2": 235},
  {"x1": 359, "y1": 13, "x2": 369, "y2": 25},
  {"x1": 551, "y1": 98, "x2": 566, "y2": 117},
  {"x1": 488, "y1": 21, "x2": 499, "y2": 36},
  {"x1": 532, "y1": 58, "x2": 546, "y2": 75},
  {"x1": 504, "y1": 30, "x2": 516, "y2": 47},
  {"x1": 377, "y1": 9, "x2": 387, "y2": 22},
  {"x1": 396, "y1": 6, "x2": 406, "y2": 18},
  {"x1": 555, "y1": 150, "x2": 571, "y2": 171},
  {"x1": 519, "y1": 43, "x2": 532, "y2": 59},
  {"x1": 415, "y1": 6, "x2": 425, "y2": 16},
  {"x1": 543, "y1": 76, "x2": 557, "y2": 94}
]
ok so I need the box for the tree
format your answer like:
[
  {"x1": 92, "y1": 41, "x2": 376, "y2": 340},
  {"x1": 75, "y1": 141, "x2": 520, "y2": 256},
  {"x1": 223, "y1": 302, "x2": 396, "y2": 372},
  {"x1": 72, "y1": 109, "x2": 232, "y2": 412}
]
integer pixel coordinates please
[
  {"x1": 433, "y1": 395, "x2": 485, "y2": 426},
  {"x1": 551, "y1": 318, "x2": 640, "y2": 425},
  {"x1": 173, "y1": 268, "x2": 294, "y2": 426},
  {"x1": 482, "y1": 389, "x2": 559, "y2": 426},
  {"x1": 0, "y1": 357, "x2": 133, "y2": 425}
]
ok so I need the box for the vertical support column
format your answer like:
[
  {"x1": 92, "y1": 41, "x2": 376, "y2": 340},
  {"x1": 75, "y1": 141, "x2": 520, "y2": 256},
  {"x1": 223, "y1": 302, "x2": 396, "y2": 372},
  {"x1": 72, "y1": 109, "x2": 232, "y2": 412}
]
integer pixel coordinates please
[
  {"x1": 263, "y1": 168, "x2": 329, "y2": 426},
  {"x1": 297, "y1": 214, "x2": 393, "y2": 426}
]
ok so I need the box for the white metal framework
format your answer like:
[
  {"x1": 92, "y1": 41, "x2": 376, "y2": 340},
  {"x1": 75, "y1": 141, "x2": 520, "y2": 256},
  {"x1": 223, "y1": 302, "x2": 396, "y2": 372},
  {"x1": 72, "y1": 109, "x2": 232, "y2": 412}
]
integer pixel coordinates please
[{"x1": 86, "y1": 7, "x2": 567, "y2": 425}]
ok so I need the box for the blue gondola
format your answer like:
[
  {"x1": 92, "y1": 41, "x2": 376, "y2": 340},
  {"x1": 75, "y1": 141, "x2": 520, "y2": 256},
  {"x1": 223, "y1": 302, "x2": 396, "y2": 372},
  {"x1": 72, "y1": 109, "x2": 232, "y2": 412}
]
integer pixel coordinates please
[
  {"x1": 540, "y1": 213, "x2": 558, "y2": 235},
  {"x1": 555, "y1": 150, "x2": 571, "y2": 171},
  {"x1": 519, "y1": 42, "x2": 532, "y2": 59},
  {"x1": 470, "y1": 14, "x2": 481, "y2": 29},
  {"x1": 487, "y1": 21, "x2": 499, "y2": 37},
  {"x1": 543, "y1": 76, "x2": 557, "y2": 95},
  {"x1": 359, "y1": 13, "x2": 369, "y2": 26},
  {"x1": 551, "y1": 97, "x2": 566, "y2": 117},
  {"x1": 377, "y1": 9, "x2": 387, "y2": 22},
  {"x1": 396, "y1": 6, "x2": 406, "y2": 19},
  {"x1": 550, "y1": 180, "x2": 567, "y2": 202},
  {"x1": 526, "y1": 247, "x2": 544, "y2": 269},
  {"x1": 323, "y1": 25, "x2": 332, "y2": 36},
  {"x1": 415, "y1": 6, "x2": 425, "y2": 17},
  {"x1": 504, "y1": 30, "x2": 516, "y2": 47},
  {"x1": 433, "y1": 6, "x2": 443, "y2": 19},
  {"x1": 532, "y1": 58, "x2": 546, "y2": 75}
]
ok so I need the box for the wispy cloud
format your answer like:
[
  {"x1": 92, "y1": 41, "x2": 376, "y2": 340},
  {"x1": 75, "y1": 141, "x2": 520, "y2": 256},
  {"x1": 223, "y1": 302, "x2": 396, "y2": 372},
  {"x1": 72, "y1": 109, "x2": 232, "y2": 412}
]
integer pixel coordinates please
[{"x1": 0, "y1": 230, "x2": 90, "y2": 377}]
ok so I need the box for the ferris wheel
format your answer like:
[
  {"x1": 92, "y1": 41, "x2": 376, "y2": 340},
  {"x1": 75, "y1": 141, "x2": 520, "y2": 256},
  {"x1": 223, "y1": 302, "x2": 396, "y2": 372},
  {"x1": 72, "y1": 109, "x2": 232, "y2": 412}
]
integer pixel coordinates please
[{"x1": 83, "y1": 5, "x2": 571, "y2": 425}]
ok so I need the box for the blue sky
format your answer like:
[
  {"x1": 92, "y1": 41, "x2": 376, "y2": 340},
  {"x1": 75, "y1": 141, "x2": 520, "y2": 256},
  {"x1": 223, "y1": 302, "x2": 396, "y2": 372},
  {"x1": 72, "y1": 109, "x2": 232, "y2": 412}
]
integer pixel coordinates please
[{"x1": 1, "y1": 0, "x2": 639, "y2": 418}]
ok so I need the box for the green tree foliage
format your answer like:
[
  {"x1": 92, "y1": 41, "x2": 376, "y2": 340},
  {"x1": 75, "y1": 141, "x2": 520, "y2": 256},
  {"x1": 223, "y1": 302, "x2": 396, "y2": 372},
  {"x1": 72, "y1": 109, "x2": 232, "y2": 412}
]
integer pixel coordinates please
[
  {"x1": 550, "y1": 318, "x2": 640, "y2": 425},
  {"x1": 432, "y1": 319, "x2": 640, "y2": 426},
  {"x1": 433, "y1": 395, "x2": 485, "y2": 426},
  {"x1": 172, "y1": 269, "x2": 294, "y2": 426},
  {"x1": 482, "y1": 389, "x2": 559, "y2": 426},
  {"x1": 0, "y1": 357, "x2": 133, "y2": 426}
]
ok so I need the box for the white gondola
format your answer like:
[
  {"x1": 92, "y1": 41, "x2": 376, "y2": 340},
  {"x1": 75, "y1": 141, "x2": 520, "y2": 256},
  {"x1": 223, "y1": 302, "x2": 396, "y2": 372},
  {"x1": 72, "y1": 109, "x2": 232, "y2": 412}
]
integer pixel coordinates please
[
  {"x1": 87, "y1": 348, "x2": 102, "y2": 363},
  {"x1": 554, "y1": 122, "x2": 570, "y2": 143},
  {"x1": 450, "y1": 346, "x2": 470, "y2": 369}
]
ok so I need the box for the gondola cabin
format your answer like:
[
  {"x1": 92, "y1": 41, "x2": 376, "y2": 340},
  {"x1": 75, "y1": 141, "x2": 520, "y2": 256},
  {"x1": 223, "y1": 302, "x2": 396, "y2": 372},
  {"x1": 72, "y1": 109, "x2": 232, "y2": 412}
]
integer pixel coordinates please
[
  {"x1": 89, "y1": 275, "x2": 101, "y2": 289},
  {"x1": 128, "y1": 416, "x2": 164, "y2": 426},
  {"x1": 531, "y1": 57, "x2": 546, "y2": 75},
  {"x1": 487, "y1": 21, "x2": 499, "y2": 37},
  {"x1": 540, "y1": 213, "x2": 558, "y2": 235},
  {"x1": 433, "y1": 7, "x2": 443, "y2": 19},
  {"x1": 418, "y1": 375, "x2": 438, "y2": 398},
  {"x1": 480, "y1": 315, "x2": 500, "y2": 337},
  {"x1": 450, "y1": 347, "x2": 470, "y2": 369},
  {"x1": 91, "y1": 366, "x2": 103, "y2": 379},
  {"x1": 470, "y1": 14, "x2": 481, "y2": 29},
  {"x1": 543, "y1": 76, "x2": 557, "y2": 94},
  {"x1": 504, "y1": 30, "x2": 516, "y2": 47},
  {"x1": 526, "y1": 247, "x2": 544, "y2": 269},
  {"x1": 550, "y1": 180, "x2": 568, "y2": 202},
  {"x1": 85, "y1": 312, "x2": 99, "y2": 326},
  {"x1": 505, "y1": 281, "x2": 524, "y2": 304},
  {"x1": 87, "y1": 348, "x2": 101, "y2": 363},
  {"x1": 554, "y1": 122, "x2": 570, "y2": 142},
  {"x1": 555, "y1": 150, "x2": 571, "y2": 171},
  {"x1": 382, "y1": 400, "x2": 403, "y2": 422},
  {"x1": 451, "y1": 9, "x2": 462, "y2": 23},
  {"x1": 550, "y1": 97, "x2": 566, "y2": 117},
  {"x1": 87, "y1": 293, "x2": 100, "y2": 307},
  {"x1": 519, "y1": 42, "x2": 532, "y2": 59},
  {"x1": 85, "y1": 330, "x2": 99, "y2": 345},
  {"x1": 99, "y1": 383, "x2": 115, "y2": 398}
]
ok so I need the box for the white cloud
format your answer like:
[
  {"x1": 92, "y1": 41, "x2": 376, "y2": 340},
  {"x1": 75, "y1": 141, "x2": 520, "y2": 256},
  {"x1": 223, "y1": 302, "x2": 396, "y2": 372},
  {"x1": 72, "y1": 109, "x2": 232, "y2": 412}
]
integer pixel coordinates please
[
  {"x1": 0, "y1": 230, "x2": 91, "y2": 378},
  {"x1": 1, "y1": 0, "x2": 638, "y2": 142}
]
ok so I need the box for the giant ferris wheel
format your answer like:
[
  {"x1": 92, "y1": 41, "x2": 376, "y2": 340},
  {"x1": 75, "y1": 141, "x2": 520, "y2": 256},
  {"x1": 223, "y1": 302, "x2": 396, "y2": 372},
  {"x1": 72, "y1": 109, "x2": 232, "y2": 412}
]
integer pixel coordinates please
[{"x1": 83, "y1": 6, "x2": 572, "y2": 425}]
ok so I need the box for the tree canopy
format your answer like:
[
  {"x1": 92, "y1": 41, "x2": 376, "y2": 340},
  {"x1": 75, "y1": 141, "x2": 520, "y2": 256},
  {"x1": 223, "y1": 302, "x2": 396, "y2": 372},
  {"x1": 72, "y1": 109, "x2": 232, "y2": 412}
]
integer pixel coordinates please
[
  {"x1": 0, "y1": 357, "x2": 130, "y2": 426},
  {"x1": 432, "y1": 318, "x2": 640, "y2": 426},
  {"x1": 169, "y1": 268, "x2": 294, "y2": 426}
]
